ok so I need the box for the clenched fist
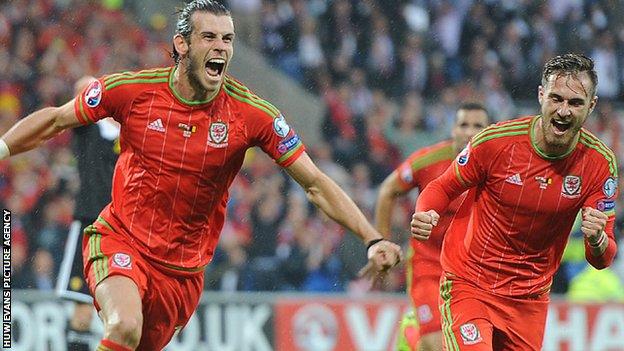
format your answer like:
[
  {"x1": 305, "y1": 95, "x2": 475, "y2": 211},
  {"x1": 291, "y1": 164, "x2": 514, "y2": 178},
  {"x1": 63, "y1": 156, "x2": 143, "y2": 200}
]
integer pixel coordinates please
[
  {"x1": 410, "y1": 210, "x2": 440, "y2": 241},
  {"x1": 581, "y1": 207, "x2": 608, "y2": 246}
]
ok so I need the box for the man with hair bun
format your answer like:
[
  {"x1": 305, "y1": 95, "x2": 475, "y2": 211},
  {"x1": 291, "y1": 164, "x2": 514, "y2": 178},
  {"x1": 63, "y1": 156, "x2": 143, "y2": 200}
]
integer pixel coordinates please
[{"x1": 0, "y1": 1, "x2": 402, "y2": 349}]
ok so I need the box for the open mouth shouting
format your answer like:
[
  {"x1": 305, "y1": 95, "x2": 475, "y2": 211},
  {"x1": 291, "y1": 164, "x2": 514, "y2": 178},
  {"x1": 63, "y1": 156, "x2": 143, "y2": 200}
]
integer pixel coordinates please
[
  {"x1": 205, "y1": 58, "x2": 226, "y2": 79},
  {"x1": 551, "y1": 119, "x2": 572, "y2": 136}
]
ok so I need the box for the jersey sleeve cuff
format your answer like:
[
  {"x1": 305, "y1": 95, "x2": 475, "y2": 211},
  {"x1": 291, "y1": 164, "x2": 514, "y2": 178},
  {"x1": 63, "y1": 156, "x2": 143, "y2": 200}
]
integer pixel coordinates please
[
  {"x1": 74, "y1": 94, "x2": 96, "y2": 125},
  {"x1": 277, "y1": 143, "x2": 305, "y2": 167}
]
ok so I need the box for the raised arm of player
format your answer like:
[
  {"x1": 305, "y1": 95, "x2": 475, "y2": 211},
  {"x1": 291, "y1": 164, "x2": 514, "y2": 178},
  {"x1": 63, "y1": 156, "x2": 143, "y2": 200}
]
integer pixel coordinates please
[
  {"x1": 0, "y1": 76, "x2": 96, "y2": 159},
  {"x1": 0, "y1": 100, "x2": 82, "y2": 158},
  {"x1": 411, "y1": 163, "x2": 470, "y2": 240},
  {"x1": 375, "y1": 171, "x2": 409, "y2": 237},
  {"x1": 581, "y1": 207, "x2": 617, "y2": 269},
  {"x1": 286, "y1": 152, "x2": 402, "y2": 272}
]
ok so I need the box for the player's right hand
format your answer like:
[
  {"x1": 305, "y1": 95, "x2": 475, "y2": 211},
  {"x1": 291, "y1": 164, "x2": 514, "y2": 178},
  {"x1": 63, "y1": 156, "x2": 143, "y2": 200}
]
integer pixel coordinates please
[{"x1": 410, "y1": 210, "x2": 439, "y2": 241}]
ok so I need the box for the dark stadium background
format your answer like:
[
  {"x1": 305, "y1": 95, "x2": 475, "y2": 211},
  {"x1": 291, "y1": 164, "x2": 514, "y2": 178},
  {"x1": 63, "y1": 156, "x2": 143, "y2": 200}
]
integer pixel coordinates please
[{"x1": 1, "y1": 0, "x2": 623, "y2": 350}]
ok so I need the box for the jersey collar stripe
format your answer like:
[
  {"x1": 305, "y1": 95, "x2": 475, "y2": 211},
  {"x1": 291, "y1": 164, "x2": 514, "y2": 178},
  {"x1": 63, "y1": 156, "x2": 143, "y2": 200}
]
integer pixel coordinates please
[
  {"x1": 224, "y1": 77, "x2": 281, "y2": 114},
  {"x1": 471, "y1": 123, "x2": 530, "y2": 147},
  {"x1": 104, "y1": 67, "x2": 170, "y2": 83},
  {"x1": 581, "y1": 130, "x2": 618, "y2": 162},
  {"x1": 104, "y1": 70, "x2": 169, "y2": 87},
  {"x1": 579, "y1": 138, "x2": 618, "y2": 177},
  {"x1": 224, "y1": 87, "x2": 277, "y2": 117},
  {"x1": 105, "y1": 77, "x2": 169, "y2": 91},
  {"x1": 472, "y1": 130, "x2": 529, "y2": 148},
  {"x1": 410, "y1": 145, "x2": 454, "y2": 171},
  {"x1": 472, "y1": 119, "x2": 531, "y2": 142},
  {"x1": 223, "y1": 83, "x2": 280, "y2": 116}
]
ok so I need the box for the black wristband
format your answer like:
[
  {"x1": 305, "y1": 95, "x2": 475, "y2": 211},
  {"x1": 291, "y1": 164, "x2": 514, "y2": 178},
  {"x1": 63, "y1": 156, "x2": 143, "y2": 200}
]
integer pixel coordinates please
[{"x1": 366, "y1": 238, "x2": 385, "y2": 251}]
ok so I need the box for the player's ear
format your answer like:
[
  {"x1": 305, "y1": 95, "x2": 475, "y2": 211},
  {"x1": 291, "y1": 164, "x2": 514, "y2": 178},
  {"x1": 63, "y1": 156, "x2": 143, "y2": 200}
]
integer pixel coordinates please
[
  {"x1": 588, "y1": 95, "x2": 598, "y2": 114},
  {"x1": 173, "y1": 34, "x2": 189, "y2": 57},
  {"x1": 537, "y1": 85, "x2": 544, "y2": 105}
]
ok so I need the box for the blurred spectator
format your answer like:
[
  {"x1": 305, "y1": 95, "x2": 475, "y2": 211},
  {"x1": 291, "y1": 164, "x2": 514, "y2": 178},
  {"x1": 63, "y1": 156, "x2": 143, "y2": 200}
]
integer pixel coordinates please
[
  {"x1": 243, "y1": 172, "x2": 288, "y2": 291},
  {"x1": 228, "y1": 0, "x2": 262, "y2": 49},
  {"x1": 384, "y1": 91, "x2": 441, "y2": 158},
  {"x1": 593, "y1": 31, "x2": 621, "y2": 99}
]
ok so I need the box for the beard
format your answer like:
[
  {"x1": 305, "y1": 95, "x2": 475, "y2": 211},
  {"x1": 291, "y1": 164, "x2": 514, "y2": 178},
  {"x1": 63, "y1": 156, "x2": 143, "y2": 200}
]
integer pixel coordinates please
[
  {"x1": 541, "y1": 116, "x2": 583, "y2": 151},
  {"x1": 185, "y1": 54, "x2": 209, "y2": 100}
]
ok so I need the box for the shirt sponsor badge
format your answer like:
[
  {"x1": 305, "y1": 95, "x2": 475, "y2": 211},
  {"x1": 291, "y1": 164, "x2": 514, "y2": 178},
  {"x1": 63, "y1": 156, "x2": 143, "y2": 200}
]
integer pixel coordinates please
[
  {"x1": 208, "y1": 122, "x2": 228, "y2": 148},
  {"x1": 273, "y1": 114, "x2": 291, "y2": 137},
  {"x1": 603, "y1": 177, "x2": 617, "y2": 198},
  {"x1": 112, "y1": 253, "x2": 132, "y2": 269},
  {"x1": 562, "y1": 175, "x2": 581, "y2": 198},
  {"x1": 85, "y1": 80, "x2": 102, "y2": 108}
]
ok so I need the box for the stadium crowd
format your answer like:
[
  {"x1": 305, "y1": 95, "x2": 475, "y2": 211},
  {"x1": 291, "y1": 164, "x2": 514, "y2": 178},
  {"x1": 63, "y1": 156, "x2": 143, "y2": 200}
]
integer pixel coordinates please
[{"x1": 2, "y1": 0, "x2": 623, "y2": 297}]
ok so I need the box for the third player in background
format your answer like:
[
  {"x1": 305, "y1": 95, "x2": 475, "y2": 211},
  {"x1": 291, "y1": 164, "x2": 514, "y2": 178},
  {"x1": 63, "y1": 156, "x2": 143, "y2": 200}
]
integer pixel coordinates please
[{"x1": 376, "y1": 103, "x2": 489, "y2": 351}]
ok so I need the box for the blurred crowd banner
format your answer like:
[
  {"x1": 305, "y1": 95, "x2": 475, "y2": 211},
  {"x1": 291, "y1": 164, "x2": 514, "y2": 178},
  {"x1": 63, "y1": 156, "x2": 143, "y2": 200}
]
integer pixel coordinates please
[{"x1": 8, "y1": 290, "x2": 624, "y2": 351}]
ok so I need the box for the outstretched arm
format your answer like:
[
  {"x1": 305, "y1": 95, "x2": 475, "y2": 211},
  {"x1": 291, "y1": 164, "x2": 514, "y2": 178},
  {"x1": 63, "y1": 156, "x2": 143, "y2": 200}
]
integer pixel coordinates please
[
  {"x1": 1, "y1": 99, "x2": 82, "y2": 158},
  {"x1": 286, "y1": 152, "x2": 402, "y2": 271},
  {"x1": 0, "y1": 76, "x2": 95, "y2": 159}
]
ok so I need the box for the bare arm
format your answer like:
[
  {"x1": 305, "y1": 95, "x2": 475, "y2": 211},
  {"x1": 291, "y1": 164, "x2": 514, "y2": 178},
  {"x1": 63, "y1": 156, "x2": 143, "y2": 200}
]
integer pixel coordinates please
[
  {"x1": 285, "y1": 152, "x2": 383, "y2": 244},
  {"x1": 1, "y1": 99, "x2": 83, "y2": 157},
  {"x1": 1, "y1": 76, "x2": 95, "y2": 159},
  {"x1": 375, "y1": 171, "x2": 408, "y2": 238}
]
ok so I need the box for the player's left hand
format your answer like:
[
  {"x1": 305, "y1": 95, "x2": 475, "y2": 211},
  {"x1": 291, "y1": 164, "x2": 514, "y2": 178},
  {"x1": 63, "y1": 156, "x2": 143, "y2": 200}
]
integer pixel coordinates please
[
  {"x1": 581, "y1": 207, "x2": 608, "y2": 243},
  {"x1": 358, "y1": 240, "x2": 403, "y2": 280}
]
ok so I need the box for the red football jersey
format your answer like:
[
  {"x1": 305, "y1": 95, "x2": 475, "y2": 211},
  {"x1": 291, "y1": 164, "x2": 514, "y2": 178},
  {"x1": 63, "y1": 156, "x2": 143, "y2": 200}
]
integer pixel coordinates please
[
  {"x1": 396, "y1": 140, "x2": 468, "y2": 282},
  {"x1": 74, "y1": 67, "x2": 305, "y2": 269},
  {"x1": 416, "y1": 116, "x2": 618, "y2": 298}
]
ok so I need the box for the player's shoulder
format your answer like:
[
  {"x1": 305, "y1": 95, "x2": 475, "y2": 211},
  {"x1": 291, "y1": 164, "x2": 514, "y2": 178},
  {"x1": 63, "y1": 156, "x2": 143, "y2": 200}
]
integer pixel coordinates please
[
  {"x1": 579, "y1": 128, "x2": 619, "y2": 178},
  {"x1": 222, "y1": 75, "x2": 280, "y2": 119},
  {"x1": 405, "y1": 140, "x2": 454, "y2": 169},
  {"x1": 470, "y1": 116, "x2": 533, "y2": 150},
  {"x1": 101, "y1": 67, "x2": 172, "y2": 92}
]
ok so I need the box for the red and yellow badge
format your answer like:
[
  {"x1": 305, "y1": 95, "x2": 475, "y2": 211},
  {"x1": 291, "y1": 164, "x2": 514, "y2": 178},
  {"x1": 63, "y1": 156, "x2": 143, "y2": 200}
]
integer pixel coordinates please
[{"x1": 178, "y1": 123, "x2": 197, "y2": 138}]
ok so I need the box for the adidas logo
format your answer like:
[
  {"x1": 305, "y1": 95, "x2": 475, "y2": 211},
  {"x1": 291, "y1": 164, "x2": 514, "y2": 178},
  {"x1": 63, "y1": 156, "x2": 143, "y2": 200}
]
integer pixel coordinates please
[
  {"x1": 147, "y1": 118, "x2": 165, "y2": 132},
  {"x1": 505, "y1": 173, "x2": 523, "y2": 185}
]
